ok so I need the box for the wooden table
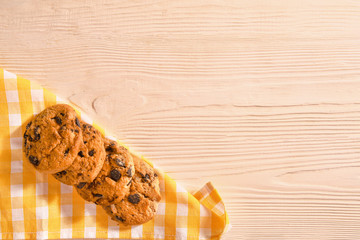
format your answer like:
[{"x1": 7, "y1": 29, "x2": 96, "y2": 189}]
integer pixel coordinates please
[{"x1": 1, "y1": 1, "x2": 360, "y2": 239}]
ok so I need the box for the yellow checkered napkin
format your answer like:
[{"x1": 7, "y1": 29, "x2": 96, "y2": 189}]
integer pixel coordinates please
[{"x1": 0, "y1": 69, "x2": 230, "y2": 240}]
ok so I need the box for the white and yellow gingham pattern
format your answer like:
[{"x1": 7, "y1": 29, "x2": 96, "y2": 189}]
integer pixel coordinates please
[{"x1": 0, "y1": 69, "x2": 230, "y2": 240}]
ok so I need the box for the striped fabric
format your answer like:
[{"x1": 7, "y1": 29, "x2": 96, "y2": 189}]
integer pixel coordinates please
[{"x1": 0, "y1": 69, "x2": 230, "y2": 240}]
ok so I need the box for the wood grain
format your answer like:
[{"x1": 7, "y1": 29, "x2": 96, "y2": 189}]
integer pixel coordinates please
[{"x1": 1, "y1": 0, "x2": 360, "y2": 239}]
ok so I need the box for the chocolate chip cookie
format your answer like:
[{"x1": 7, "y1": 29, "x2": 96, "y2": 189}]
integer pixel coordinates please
[
  {"x1": 102, "y1": 154, "x2": 161, "y2": 225},
  {"x1": 53, "y1": 121, "x2": 106, "y2": 185},
  {"x1": 23, "y1": 104, "x2": 83, "y2": 173},
  {"x1": 76, "y1": 138, "x2": 135, "y2": 205}
]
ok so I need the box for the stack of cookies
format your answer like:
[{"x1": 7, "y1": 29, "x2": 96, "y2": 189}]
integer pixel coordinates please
[{"x1": 23, "y1": 104, "x2": 161, "y2": 225}]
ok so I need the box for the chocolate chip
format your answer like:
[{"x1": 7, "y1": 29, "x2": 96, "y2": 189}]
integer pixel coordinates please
[
  {"x1": 28, "y1": 135, "x2": 35, "y2": 142},
  {"x1": 105, "y1": 146, "x2": 113, "y2": 152},
  {"x1": 29, "y1": 126, "x2": 40, "y2": 142},
  {"x1": 23, "y1": 131, "x2": 28, "y2": 139},
  {"x1": 26, "y1": 144, "x2": 32, "y2": 151},
  {"x1": 88, "y1": 149, "x2": 95, "y2": 156},
  {"x1": 29, "y1": 155, "x2": 40, "y2": 166},
  {"x1": 142, "y1": 173, "x2": 150, "y2": 182},
  {"x1": 34, "y1": 126, "x2": 40, "y2": 141},
  {"x1": 115, "y1": 158, "x2": 125, "y2": 167},
  {"x1": 75, "y1": 117, "x2": 80, "y2": 127},
  {"x1": 127, "y1": 179, "x2": 132, "y2": 186},
  {"x1": 93, "y1": 193, "x2": 103, "y2": 198},
  {"x1": 78, "y1": 151, "x2": 84, "y2": 157},
  {"x1": 55, "y1": 170, "x2": 67, "y2": 177},
  {"x1": 110, "y1": 169, "x2": 121, "y2": 182},
  {"x1": 60, "y1": 113, "x2": 65, "y2": 116},
  {"x1": 23, "y1": 136, "x2": 27, "y2": 147},
  {"x1": 84, "y1": 141, "x2": 87, "y2": 144},
  {"x1": 115, "y1": 215, "x2": 125, "y2": 222},
  {"x1": 128, "y1": 194, "x2": 140, "y2": 204},
  {"x1": 127, "y1": 168, "x2": 132, "y2": 177},
  {"x1": 26, "y1": 121, "x2": 32, "y2": 129},
  {"x1": 77, "y1": 182, "x2": 87, "y2": 189},
  {"x1": 75, "y1": 129, "x2": 79, "y2": 133},
  {"x1": 52, "y1": 116, "x2": 62, "y2": 125},
  {"x1": 64, "y1": 148, "x2": 70, "y2": 156},
  {"x1": 154, "y1": 173, "x2": 158, "y2": 177}
]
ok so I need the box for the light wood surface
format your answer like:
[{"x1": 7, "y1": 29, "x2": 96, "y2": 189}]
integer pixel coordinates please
[{"x1": 1, "y1": 0, "x2": 360, "y2": 239}]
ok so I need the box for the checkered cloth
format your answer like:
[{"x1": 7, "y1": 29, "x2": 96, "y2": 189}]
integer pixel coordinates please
[{"x1": 0, "y1": 69, "x2": 230, "y2": 239}]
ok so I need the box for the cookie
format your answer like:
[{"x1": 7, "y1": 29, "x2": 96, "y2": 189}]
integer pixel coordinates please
[
  {"x1": 76, "y1": 138, "x2": 135, "y2": 205},
  {"x1": 53, "y1": 121, "x2": 106, "y2": 185},
  {"x1": 23, "y1": 104, "x2": 83, "y2": 174},
  {"x1": 102, "y1": 155, "x2": 161, "y2": 225}
]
